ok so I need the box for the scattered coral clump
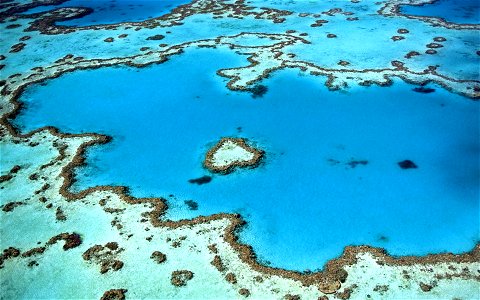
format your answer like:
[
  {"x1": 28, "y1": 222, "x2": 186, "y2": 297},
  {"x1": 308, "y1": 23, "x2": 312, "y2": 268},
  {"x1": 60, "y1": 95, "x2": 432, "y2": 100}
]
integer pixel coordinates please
[
  {"x1": 171, "y1": 270, "x2": 194, "y2": 286},
  {"x1": 82, "y1": 242, "x2": 124, "y2": 274}
]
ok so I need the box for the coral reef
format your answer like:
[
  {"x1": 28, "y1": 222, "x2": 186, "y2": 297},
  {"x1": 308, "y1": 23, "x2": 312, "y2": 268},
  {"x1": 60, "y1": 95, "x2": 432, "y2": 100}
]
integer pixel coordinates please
[
  {"x1": 204, "y1": 138, "x2": 264, "y2": 174},
  {"x1": 47, "y1": 232, "x2": 82, "y2": 250},
  {"x1": 170, "y1": 270, "x2": 194, "y2": 286},
  {"x1": 0, "y1": 0, "x2": 479, "y2": 298},
  {"x1": 82, "y1": 242, "x2": 124, "y2": 274},
  {"x1": 100, "y1": 289, "x2": 127, "y2": 300},
  {"x1": 150, "y1": 251, "x2": 167, "y2": 264}
]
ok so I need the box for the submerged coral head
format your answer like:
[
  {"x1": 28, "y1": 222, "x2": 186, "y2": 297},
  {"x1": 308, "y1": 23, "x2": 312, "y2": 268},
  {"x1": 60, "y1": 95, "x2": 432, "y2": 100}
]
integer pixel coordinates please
[
  {"x1": 250, "y1": 84, "x2": 268, "y2": 98},
  {"x1": 413, "y1": 87, "x2": 435, "y2": 94},
  {"x1": 398, "y1": 160, "x2": 418, "y2": 169}
]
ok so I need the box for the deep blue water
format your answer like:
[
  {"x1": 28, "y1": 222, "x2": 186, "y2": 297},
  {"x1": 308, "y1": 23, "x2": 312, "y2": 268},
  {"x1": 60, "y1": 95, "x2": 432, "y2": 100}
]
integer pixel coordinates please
[
  {"x1": 25, "y1": 0, "x2": 190, "y2": 26},
  {"x1": 14, "y1": 48, "x2": 480, "y2": 271},
  {"x1": 401, "y1": 0, "x2": 480, "y2": 24}
]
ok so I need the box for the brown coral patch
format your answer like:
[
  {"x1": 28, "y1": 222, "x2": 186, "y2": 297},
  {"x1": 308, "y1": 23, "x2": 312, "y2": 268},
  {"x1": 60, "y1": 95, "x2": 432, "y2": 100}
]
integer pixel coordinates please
[
  {"x1": 0, "y1": 174, "x2": 13, "y2": 183},
  {"x1": 150, "y1": 251, "x2": 166, "y2": 264},
  {"x1": 55, "y1": 207, "x2": 67, "y2": 221},
  {"x1": 319, "y1": 279, "x2": 342, "y2": 294},
  {"x1": 225, "y1": 272, "x2": 237, "y2": 284},
  {"x1": 311, "y1": 19, "x2": 328, "y2": 27},
  {"x1": 171, "y1": 270, "x2": 194, "y2": 286},
  {"x1": 239, "y1": 288, "x2": 250, "y2": 297},
  {"x1": 100, "y1": 289, "x2": 127, "y2": 300},
  {"x1": 83, "y1": 242, "x2": 124, "y2": 274},
  {"x1": 391, "y1": 60, "x2": 404, "y2": 68},
  {"x1": 335, "y1": 284, "x2": 357, "y2": 299},
  {"x1": 21, "y1": 247, "x2": 46, "y2": 258},
  {"x1": 373, "y1": 284, "x2": 389, "y2": 293},
  {"x1": 6, "y1": 24, "x2": 21, "y2": 29},
  {"x1": 9, "y1": 42, "x2": 25, "y2": 53},
  {"x1": 419, "y1": 282, "x2": 433, "y2": 292},
  {"x1": 433, "y1": 36, "x2": 446, "y2": 42},
  {"x1": 47, "y1": 232, "x2": 82, "y2": 250},
  {"x1": 426, "y1": 42, "x2": 443, "y2": 49},
  {"x1": 208, "y1": 244, "x2": 218, "y2": 254},
  {"x1": 203, "y1": 137, "x2": 264, "y2": 174},
  {"x1": 1, "y1": 201, "x2": 24, "y2": 212},
  {"x1": 146, "y1": 34, "x2": 165, "y2": 40},
  {"x1": 211, "y1": 255, "x2": 226, "y2": 272},
  {"x1": 0, "y1": 247, "x2": 20, "y2": 267},
  {"x1": 404, "y1": 51, "x2": 420, "y2": 59}
]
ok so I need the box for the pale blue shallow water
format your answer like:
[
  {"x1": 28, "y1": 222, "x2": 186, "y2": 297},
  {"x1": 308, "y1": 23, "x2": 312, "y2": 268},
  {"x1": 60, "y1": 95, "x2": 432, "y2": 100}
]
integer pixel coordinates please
[
  {"x1": 25, "y1": 0, "x2": 190, "y2": 26},
  {"x1": 14, "y1": 47, "x2": 480, "y2": 271},
  {"x1": 401, "y1": 0, "x2": 480, "y2": 24}
]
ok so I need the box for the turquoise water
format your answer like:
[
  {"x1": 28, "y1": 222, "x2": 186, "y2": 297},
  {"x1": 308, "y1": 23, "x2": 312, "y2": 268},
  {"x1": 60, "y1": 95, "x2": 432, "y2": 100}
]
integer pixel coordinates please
[
  {"x1": 13, "y1": 47, "x2": 480, "y2": 271},
  {"x1": 25, "y1": 0, "x2": 190, "y2": 26},
  {"x1": 401, "y1": 0, "x2": 480, "y2": 24}
]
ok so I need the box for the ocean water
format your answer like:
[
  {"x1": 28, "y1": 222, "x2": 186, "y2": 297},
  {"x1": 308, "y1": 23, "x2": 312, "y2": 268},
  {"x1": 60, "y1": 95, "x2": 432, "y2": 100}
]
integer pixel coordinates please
[
  {"x1": 24, "y1": 0, "x2": 191, "y2": 26},
  {"x1": 14, "y1": 47, "x2": 480, "y2": 271},
  {"x1": 401, "y1": 0, "x2": 480, "y2": 24}
]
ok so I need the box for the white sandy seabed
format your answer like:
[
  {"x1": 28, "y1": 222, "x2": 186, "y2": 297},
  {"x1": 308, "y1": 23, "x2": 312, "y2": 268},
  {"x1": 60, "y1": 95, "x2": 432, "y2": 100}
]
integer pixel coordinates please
[{"x1": 211, "y1": 140, "x2": 255, "y2": 169}]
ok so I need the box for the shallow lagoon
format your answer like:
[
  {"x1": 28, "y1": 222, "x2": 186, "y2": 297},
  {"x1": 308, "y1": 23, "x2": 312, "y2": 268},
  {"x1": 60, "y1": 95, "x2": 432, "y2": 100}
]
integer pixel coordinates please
[
  {"x1": 401, "y1": 0, "x2": 480, "y2": 24},
  {"x1": 25, "y1": 0, "x2": 190, "y2": 26},
  {"x1": 14, "y1": 47, "x2": 480, "y2": 271}
]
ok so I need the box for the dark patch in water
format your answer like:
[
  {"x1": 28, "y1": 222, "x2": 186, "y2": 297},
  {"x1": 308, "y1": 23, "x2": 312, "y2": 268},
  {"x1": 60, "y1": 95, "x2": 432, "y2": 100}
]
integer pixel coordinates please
[
  {"x1": 346, "y1": 160, "x2": 368, "y2": 168},
  {"x1": 188, "y1": 175, "x2": 212, "y2": 185},
  {"x1": 327, "y1": 158, "x2": 340, "y2": 165},
  {"x1": 184, "y1": 200, "x2": 198, "y2": 210},
  {"x1": 250, "y1": 84, "x2": 268, "y2": 98},
  {"x1": 378, "y1": 235, "x2": 389, "y2": 242},
  {"x1": 413, "y1": 87, "x2": 435, "y2": 94},
  {"x1": 398, "y1": 160, "x2": 418, "y2": 169}
]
